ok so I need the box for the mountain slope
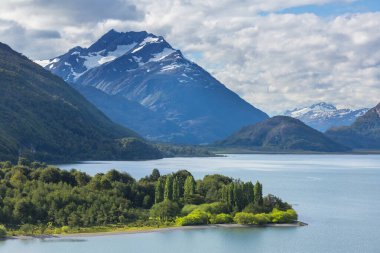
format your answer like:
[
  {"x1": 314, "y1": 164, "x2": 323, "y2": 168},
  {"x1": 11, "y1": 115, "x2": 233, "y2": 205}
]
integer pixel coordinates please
[
  {"x1": 216, "y1": 116, "x2": 350, "y2": 152},
  {"x1": 325, "y1": 103, "x2": 380, "y2": 149},
  {"x1": 284, "y1": 102, "x2": 368, "y2": 132},
  {"x1": 0, "y1": 42, "x2": 162, "y2": 162},
  {"x1": 41, "y1": 30, "x2": 269, "y2": 144}
]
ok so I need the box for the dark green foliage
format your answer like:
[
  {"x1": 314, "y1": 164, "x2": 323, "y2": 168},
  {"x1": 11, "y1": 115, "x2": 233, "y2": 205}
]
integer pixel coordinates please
[
  {"x1": 0, "y1": 42, "x2": 162, "y2": 162},
  {"x1": 150, "y1": 200, "x2": 179, "y2": 221},
  {"x1": 154, "y1": 143, "x2": 216, "y2": 157},
  {"x1": 172, "y1": 177, "x2": 180, "y2": 202},
  {"x1": 216, "y1": 116, "x2": 350, "y2": 152},
  {"x1": 254, "y1": 181, "x2": 263, "y2": 206},
  {"x1": 154, "y1": 178, "x2": 165, "y2": 204},
  {"x1": 0, "y1": 162, "x2": 294, "y2": 231},
  {"x1": 164, "y1": 175, "x2": 173, "y2": 201},
  {"x1": 326, "y1": 103, "x2": 380, "y2": 149}
]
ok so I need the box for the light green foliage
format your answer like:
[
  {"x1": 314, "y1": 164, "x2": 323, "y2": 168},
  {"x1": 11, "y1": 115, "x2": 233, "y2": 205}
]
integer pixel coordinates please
[
  {"x1": 0, "y1": 225, "x2": 7, "y2": 238},
  {"x1": 184, "y1": 176, "x2": 196, "y2": 201},
  {"x1": 181, "y1": 204, "x2": 199, "y2": 216},
  {"x1": 197, "y1": 202, "x2": 229, "y2": 214},
  {"x1": 271, "y1": 209, "x2": 298, "y2": 223},
  {"x1": 176, "y1": 210, "x2": 209, "y2": 226},
  {"x1": 210, "y1": 213, "x2": 233, "y2": 224},
  {"x1": 234, "y1": 209, "x2": 298, "y2": 225},
  {"x1": 150, "y1": 200, "x2": 179, "y2": 221},
  {"x1": 155, "y1": 178, "x2": 165, "y2": 203}
]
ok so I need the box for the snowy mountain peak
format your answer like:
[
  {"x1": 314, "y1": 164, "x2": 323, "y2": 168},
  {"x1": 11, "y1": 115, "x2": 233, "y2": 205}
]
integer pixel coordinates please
[
  {"x1": 40, "y1": 30, "x2": 268, "y2": 144},
  {"x1": 284, "y1": 102, "x2": 369, "y2": 132},
  {"x1": 36, "y1": 30, "x2": 181, "y2": 83}
]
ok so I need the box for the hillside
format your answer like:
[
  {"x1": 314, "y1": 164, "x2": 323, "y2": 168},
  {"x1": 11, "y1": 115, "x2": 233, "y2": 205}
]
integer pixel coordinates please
[
  {"x1": 0, "y1": 42, "x2": 162, "y2": 162},
  {"x1": 216, "y1": 116, "x2": 350, "y2": 152},
  {"x1": 284, "y1": 102, "x2": 368, "y2": 132},
  {"x1": 40, "y1": 30, "x2": 268, "y2": 144},
  {"x1": 325, "y1": 103, "x2": 380, "y2": 149}
]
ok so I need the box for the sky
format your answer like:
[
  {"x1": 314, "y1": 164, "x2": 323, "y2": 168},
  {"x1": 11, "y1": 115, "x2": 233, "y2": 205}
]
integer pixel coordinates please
[{"x1": 0, "y1": 0, "x2": 379, "y2": 115}]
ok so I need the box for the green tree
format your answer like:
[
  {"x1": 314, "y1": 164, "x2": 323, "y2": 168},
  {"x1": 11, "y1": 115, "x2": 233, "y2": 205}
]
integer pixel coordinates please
[
  {"x1": 0, "y1": 225, "x2": 7, "y2": 238},
  {"x1": 150, "y1": 169, "x2": 161, "y2": 181},
  {"x1": 155, "y1": 177, "x2": 165, "y2": 203},
  {"x1": 254, "y1": 181, "x2": 263, "y2": 206},
  {"x1": 184, "y1": 176, "x2": 195, "y2": 200},
  {"x1": 164, "y1": 175, "x2": 173, "y2": 200},
  {"x1": 172, "y1": 176, "x2": 180, "y2": 202},
  {"x1": 150, "y1": 200, "x2": 179, "y2": 221}
]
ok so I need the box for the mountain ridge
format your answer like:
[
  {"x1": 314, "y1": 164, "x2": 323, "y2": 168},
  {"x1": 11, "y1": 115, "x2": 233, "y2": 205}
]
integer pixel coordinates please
[
  {"x1": 216, "y1": 116, "x2": 350, "y2": 152},
  {"x1": 40, "y1": 29, "x2": 269, "y2": 144},
  {"x1": 0, "y1": 42, "x2": 162, "y2": 162},
  {"x1": 284, "y1": 102, "x2": 368, "y2": 132},
  {"x1": 325, "y1": 103, "x2": 380, "y2": 149}
]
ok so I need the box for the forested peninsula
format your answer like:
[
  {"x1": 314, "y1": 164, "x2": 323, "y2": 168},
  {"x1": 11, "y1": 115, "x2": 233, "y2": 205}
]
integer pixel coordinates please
[{"x1": 0, "y1": 159, "x2": 298, "y2": 237}]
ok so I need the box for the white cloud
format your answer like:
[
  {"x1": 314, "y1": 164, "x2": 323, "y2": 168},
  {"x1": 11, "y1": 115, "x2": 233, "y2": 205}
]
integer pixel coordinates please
[{"x1": 0, "y1": 0, "x2": 379, "y2": 114}]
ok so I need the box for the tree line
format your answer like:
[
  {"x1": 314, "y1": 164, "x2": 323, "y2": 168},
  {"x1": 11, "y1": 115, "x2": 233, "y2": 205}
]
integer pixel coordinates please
[{"x1": 0, "y1": 159, "x2": 296, "y2": 236}]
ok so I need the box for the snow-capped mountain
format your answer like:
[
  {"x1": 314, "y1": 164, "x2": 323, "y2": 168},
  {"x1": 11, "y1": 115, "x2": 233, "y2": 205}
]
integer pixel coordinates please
[
  {"x1": 283, "y1": 102, "x2": 369, "y2": 132},
  {"x1": 38, "y1": 30, "x2": 268, "y2": 144}
]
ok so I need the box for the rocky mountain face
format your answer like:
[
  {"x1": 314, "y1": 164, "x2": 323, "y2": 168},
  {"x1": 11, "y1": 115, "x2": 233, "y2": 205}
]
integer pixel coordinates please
[
  {"x1": 39, "y1": 30, "x2": 268, "y2": 144},
  {"x1": 325, "y1": 103, "x2": 380, "y2": 149},
  {"x1": 0, "y1": 42, "x2": 162, "y2": 162},
  {"x1": 284, "y1": 102, "x2": 368, "y2": 132},
  {"x1": 216, "y1": 116, "x2": 350, "y2": 152}
]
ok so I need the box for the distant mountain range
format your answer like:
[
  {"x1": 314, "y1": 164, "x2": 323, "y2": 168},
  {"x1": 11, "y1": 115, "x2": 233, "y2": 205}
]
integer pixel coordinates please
[
  {"x1": 326, "y1": 103, "x2": 380, "y2": 150},
  {"x1": 215, "y1": 116, "x2": 349, "y2": 152},
  {"x1": 38, "y1": 30, "x2": 268, "y2": 144},
  {"x1": 0, "y1": 42, "x2": 162, "y2": 162},
  {"x1": 284, "y1": 102, "x2": 368, "y2": 132}
]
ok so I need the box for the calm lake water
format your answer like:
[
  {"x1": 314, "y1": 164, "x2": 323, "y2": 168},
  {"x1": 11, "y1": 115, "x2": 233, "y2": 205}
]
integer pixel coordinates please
[{"x1": 1, "y1": 154, "x2": 380, "y2": 253}]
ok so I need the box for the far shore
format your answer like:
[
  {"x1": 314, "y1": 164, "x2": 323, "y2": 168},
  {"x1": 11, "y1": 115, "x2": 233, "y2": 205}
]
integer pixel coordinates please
[{"x1": 9, "y1": 221, "x2": 307, "y2": 240}]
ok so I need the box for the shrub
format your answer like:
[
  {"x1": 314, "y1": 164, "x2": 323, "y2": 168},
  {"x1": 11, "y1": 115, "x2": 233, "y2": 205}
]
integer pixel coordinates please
[
  {"x1": 254, "y1": 213, "x2": 271, "y2": 225},
  {"x1": 234, "y1": 212, "x2": 272, "y2": 225},
  {"x1": 198, "y1": 202, "x2": 229, "y2": 214},
  {"x1": 19, "y1": 224, "x2": 36, "y2": 235},
  {"x1": 61, "y1": 226, "x2": 70, "y2": 233},
  {"x1": 210, "y1": 213, "x2": 233, "y2": 224},
  {"x1": 234, "y1": 212, "x2": 256, "y2": 225},
  {"x1": 0, "y1": 225, "x2": 7, "y2": 238},
  {"x1": 176, "y1": 210, "x2": 209, "y2": 226},
  {"x1": 270, "y1": 209, "x2": 298, "y2": 223},
  {"x1": 150, "y1": 200, "x2": 179, "y2": 221},
  {"x1": 181, "y1": 204, "x2": 199, "y2": 216}
]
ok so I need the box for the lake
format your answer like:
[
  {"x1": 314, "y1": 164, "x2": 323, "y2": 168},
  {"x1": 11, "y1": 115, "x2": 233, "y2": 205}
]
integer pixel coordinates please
[{"x1": 1, "y1": 154, "x2": 380, "y2": 253}]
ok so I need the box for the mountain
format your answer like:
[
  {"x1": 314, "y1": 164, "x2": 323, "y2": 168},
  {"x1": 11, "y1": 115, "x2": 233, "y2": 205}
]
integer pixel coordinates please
[
  {"x1": 216, "y1": 116, "x2": 350, "y2": 152},
  {"x1": 39, "y1": 29, "x2": 268, "y2": 144},
  {"x1": 0, "y1": 42, "x2": 162, "y2": 162},
  {"x1": 284, "y1": 102, "x2": 369, "y2": 132},
  {"x1": 325, "y1": 103, "x2": 380, "y2": 149}
]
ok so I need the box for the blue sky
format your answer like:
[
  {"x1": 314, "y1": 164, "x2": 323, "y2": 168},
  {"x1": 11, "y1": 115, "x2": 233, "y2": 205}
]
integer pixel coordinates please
[{"x1": 277, "y1": 0, "x2": 380, "y2": 16}]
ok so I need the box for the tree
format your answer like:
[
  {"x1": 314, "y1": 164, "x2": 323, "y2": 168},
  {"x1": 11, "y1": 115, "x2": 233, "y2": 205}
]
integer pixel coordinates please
[
  {"x1": 164, "y1": 175, "x2": 173, "y2": 200},
  {"x1": 0, "y1": 225, "x2": 7, "y2": 238},
  {"x1": 184, "y1": 176, "x2": 195, "y2": 200},
  {"x1": 150, "y1": 200, "x2": 179, "y2": 221},
  {"x1": 254, "y1": 181, "x2": 263, "y2": 206},
  {"x1": 172, "y1": 176, "x2": 180, "y2": 202},
  {"x1": 150, "y1": 169, "x2": 160, "y2": 181},
  {"x1": 155, "y1": 177, "x2": 165, "y2": 203}
]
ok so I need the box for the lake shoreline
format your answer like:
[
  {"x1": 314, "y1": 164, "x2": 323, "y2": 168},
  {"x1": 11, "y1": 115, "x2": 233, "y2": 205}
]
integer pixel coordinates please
[{"x1": 8, "y1": 221, "x2": 307, "y2": 240}]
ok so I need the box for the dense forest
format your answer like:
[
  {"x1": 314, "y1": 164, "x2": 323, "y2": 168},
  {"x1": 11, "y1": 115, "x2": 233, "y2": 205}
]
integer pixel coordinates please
[{"x1": 0, "y1": 159, "x2": 297, "y2": 236}]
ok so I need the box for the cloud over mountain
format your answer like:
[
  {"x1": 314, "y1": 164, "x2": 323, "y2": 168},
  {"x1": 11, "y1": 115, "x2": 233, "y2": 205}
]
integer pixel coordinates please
[{"x1": 0, "y1": 0, "x2": 379, "y2": 114}]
